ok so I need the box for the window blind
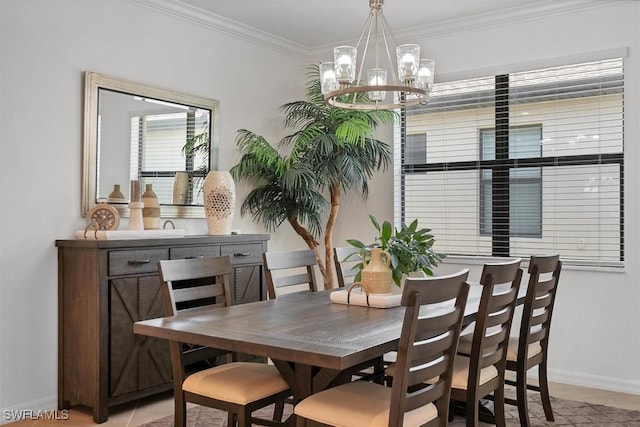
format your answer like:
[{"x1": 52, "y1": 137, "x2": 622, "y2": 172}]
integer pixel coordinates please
[
  {"x1": 129, "y1": 106, "x2": 210, "y2": 205},
  {"x1": 399, "y1": 58, "x2": 624, "y2": 266}
]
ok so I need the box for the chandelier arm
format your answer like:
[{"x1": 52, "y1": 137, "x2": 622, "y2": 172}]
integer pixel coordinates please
[
  {"x1": 374, "y1": 10, "x2": 380, "y2": 70},
  {"x1": 354, "y1": 10, "x2": 374, "y2": 52},
  {"x1": 353, "y1": 14, "x2": 375, "y2": 104},
  {"x1": 379, "y1": 12, "x2": 399, "y2": 48},
  {"x1": 379, "y1": 15, "x2": 399, "y2": 84}
]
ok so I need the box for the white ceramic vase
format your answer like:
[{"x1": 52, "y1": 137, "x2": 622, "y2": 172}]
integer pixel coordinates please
[
  {"x1": 172, "y1": 172, "x2": 189, "y2": 205},
  {"x1": 203, "y1": 171, "x2": 236, "y2": 235}
]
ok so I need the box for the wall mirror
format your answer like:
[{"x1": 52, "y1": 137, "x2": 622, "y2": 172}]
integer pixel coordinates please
[{"x1": 82, "y1": 71, "x2": 219, "y2": 218}]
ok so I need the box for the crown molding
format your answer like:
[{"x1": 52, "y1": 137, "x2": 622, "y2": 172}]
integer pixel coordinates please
[
  {"x1": 126, "y1": 0, "x2": 634, "y2": 66},
  {"x1": 124, "y1": 0, "x2": 308, "y2": 61},
  {"x1": 308, "y1": 0, "x2": 634, "y2": 61}
]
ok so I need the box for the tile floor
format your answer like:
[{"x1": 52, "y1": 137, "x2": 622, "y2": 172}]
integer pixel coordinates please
[{"x1": 5, "y1": 380, "x2": 640, "y2": 426}]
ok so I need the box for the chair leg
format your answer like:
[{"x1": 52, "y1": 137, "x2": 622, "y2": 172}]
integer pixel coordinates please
[
  {"x1": 273, "y1": 400, "x2": 285, "y2": 421},
  {"x1": 515, "y1": 369, "x2": 531, "y2": 427},
  {"x1": 539, "y1": 361, "x2": 555, "y2": 421},
  {"x1": 175, "y1": 392, "x2": 187, "y2": 427},
  {"x1": 465, "y1": 394, "x2": 479, "y2": 427},
  {"x1": 493, "y1": 385, "x2": 507, "y2": 427}
]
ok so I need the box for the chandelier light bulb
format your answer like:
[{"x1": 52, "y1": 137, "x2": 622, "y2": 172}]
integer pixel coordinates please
[
  {"x1": 417, "y1": 59, "x2": 435, "y2": 92},
  {"x1": 320, "y1": 62, "x2": 339, "y2": 95},
  {"x1": 367, "y1": 68, "x2": 387, "y2": 101},
  {"x1": 334, "y1": 46, "x2": 357, "y2": 84},
  {"x1": 397, "y1": 44, "x2": 420, "y2": 83}
]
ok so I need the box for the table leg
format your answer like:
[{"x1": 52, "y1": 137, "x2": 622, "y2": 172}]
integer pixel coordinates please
[{"x1": 272, "y1": 360, "x2": 343, "y2": 427}]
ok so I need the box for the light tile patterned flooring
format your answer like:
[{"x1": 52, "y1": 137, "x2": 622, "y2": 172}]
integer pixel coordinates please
[{"x1": 5, "y1": 381, "x2": 640, "y2": 426}]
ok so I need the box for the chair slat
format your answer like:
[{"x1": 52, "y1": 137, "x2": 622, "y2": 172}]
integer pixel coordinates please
[{"x1": 172, "y1": 284, "x2": 224, "y2": 304}]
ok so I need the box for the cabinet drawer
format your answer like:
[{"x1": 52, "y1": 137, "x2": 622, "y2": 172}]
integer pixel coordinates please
[
  {"x1": 221, "y1": 243, "x2": 263, "y2": 265},
  {"x1": 108, "y1": 248, "x2": 169, "y2": 276},
  {"x1": 170, "y1": 245, "x2": 221, "y2": 260}
]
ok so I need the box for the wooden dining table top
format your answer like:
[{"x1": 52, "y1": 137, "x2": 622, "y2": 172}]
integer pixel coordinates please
[{"x1": 134, "y1": 283, "x2": 525, "y2": 372}]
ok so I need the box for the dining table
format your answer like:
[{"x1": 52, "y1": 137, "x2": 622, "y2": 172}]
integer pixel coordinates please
[{"x1": 134, "y1": 283, "x2": 526, "y2": 425}]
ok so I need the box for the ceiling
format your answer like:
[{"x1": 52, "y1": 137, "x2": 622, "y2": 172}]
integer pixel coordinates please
[{"x1": 175, "y1": 0, "x2": 598, "y2": 48}]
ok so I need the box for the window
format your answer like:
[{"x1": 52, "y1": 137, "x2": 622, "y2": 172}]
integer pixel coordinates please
[
  {"x1": 399, "y1": 58, "x2": 624, "y2": 265},
  {"x1": 479, "y1": 125, "x2": 542, "y2": 237},
  {"x1": 405, "y1": 133, "x2": 427, "y2": 165},
  {"x1": 130, "y1": 108, "x2": 210, "y2": 205}
]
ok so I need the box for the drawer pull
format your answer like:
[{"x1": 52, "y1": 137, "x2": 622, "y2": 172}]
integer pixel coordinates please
[
  {"x1": 234, "y1": 252, "x2": 251, "y2": 257},
  {"x1": 128, "y1": 259, "x2": 151, "y2": 265},
  {"x1": 185, "y1": 256, "x2": 205, "y2": 259}
]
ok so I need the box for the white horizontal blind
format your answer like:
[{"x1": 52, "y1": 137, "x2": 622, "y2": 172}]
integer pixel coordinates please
[
  {"x1": 129, "y1": 106, "x2": 210, "y2": 205},
  {"x1": 400, "y1": 58, "x2": 624, "y2": 266}
]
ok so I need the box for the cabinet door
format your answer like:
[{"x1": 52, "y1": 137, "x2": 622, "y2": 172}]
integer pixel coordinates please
[
  {"x1": 110, "y1": 276, "x2": 171, "y2": 397},
  {"x1": 232, "y1": 265, "x2": 263, "y2": 304}
]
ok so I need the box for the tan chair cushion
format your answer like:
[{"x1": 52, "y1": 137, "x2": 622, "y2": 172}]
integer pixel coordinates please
[
  {"x1": 183, "y1": 362, "x2": 289, "y2": 405},
  {"x1": 451, "y1": 355, "x2": 498, "y2": 390},
  {"x1": 457, "y1": 333, "x2": 473, "y2": 355},
  {"x1": 506, "y1": 337, "x2": 542, "y2": 362},
  {"x1": 294, "y1": 380, "x2": 438, "y2": 427}
]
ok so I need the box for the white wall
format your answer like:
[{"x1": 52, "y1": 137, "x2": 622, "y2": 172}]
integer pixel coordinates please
[
  {"x1": 0, "y1": 0, "x2": 306, "y2": 417},
  {"x1": 0, "y1": 0, "x2": 638, "y2": 419}
]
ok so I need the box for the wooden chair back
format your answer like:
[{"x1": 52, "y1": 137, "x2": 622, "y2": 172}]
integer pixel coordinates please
[
  {"x1": 389, "y1": 269, "x2": 470, "y2": 426},
  {"x1": 157, "y1": 256, "x2": 234, "y2": 381},
  {"x1": 333, "y1": 246, "x2": 361, "y2": 288},
  {"x1": 469, "y1": 258, "x2": 523, "y2": 387},
  {"x1": 519, "y1": 254, "x2": 562, "y2": 362},
  {"x1": 263, "y1": 250, "x2": 318, "y2": 299},
  {"x1": 158, "y1": 256, "x2": 233, "y2": 315}
]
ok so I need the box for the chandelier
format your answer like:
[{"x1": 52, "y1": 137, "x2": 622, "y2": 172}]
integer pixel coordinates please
[{"x1": 320, "y1": 0, "x2": 435, "y2": 111}]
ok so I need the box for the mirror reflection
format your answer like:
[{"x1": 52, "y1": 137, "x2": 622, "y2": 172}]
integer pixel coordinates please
[
  {"x1": 83, "y1": 72, "x2": 219, "y2": 218},
  {"x1": 98, "y1": 89, "x2": 210, "y2": 205}
]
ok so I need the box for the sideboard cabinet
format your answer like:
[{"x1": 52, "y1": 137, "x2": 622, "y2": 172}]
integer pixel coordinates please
[{"x1": 55, "y1": 234, "x2": 269, "y2": 423}]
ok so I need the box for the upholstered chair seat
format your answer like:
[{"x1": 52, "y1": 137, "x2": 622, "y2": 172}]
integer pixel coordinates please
[
  {"x1": 450, "y1": 355, "x2": 498, "y2": 390},
  {"x1": 183, "y1": 362, "x2": 290, "y2": 405},
  {"x1": 294, "y1": 381, "x2": 438, "y2": 427},
  {"x1": 457, "y1": 334, "x2": 542, "y2": 362},
  {"x1": 505, "y1": 337, "x2": 542, "y2": 362}
]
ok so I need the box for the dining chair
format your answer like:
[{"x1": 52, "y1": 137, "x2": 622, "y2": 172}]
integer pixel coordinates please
[
  {"x1": 157, "y1": 256, "x2": 291, "y2": 427},
  {"x1": 449, "y1": 258, "x2": 522, "y2": 427},
  {"x1": 333, "y1": 246, "x2": 361, "y2": 288},
  {"x1": 263, "y1": 249, "x2": 318, "y2": 299},
  {"x1": 503, "y1": 254, "x2": 562, "y2": 427},
  {"x1": 294, "y1": 269, "x2": 470, "y2": 427},
  {"x1": 264, "y1": 248, "x2": 382, "y2": 383}
]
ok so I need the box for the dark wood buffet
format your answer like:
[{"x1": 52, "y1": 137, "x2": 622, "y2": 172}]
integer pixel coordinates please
[{"x1": 55, "y1": 234, "x2": 269, "y2": 423}]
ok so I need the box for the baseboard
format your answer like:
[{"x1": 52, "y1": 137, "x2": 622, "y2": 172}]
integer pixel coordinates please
[
  {"x1": 548, "y1": 368, "x2": 640, "y2": 396},
  {"x1": 1, "y1": 395, "x2": 60, "y2": 425}
]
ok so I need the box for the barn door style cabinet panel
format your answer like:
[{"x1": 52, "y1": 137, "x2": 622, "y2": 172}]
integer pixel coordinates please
[{"x1": 56, "y1": 234, "x2": 269, "y2": 423}]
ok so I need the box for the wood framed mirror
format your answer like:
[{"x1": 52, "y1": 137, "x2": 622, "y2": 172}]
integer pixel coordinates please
[{"x1": 82, "y1": 71, "x2": 219, "y2": 218}]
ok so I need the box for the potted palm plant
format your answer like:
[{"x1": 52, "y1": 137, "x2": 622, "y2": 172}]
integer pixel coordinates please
[{"x1": 347, "y1": 214, "x2": 445, "y2": 287}]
